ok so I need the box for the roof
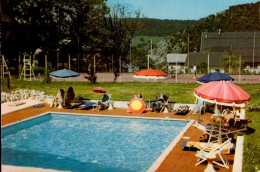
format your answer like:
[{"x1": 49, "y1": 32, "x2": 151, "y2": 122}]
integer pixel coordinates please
[
  {"x1": 167, "y1": 54, "x2": 187, "y2": 63},
  {"x1": 185, "y1": 52, "x2": 229, "y2": 67},
  {"x1": 200, "y1": 32, "x2": 260, "y2": 63}
]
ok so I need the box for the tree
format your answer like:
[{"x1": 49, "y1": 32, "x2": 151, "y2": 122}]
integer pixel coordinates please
[
  {"x1": 1, "y1": 0, "x2": 110, "y2": 72},
  {"x1": 103, "y1": 4, "x2": 145, "y2": 71},
  {"x1": 198, "y1": 60, "x2": 208, "y2": 73},
  {"x1": 221, "y1": 55, "x2": 241, "y2": 74},
  {"x1": 129, "y1": 47, "x2": 154, "y2": 70}
]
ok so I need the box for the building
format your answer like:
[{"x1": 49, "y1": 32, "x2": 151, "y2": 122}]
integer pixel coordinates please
[
  {"x1": 185, "y1": 31, "x2": 260, "y2": 73},
  {"x1": 167, "y1": 54, "x2": 187, "y2": 73}
]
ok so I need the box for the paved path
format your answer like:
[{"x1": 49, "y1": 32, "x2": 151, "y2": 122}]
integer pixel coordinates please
[
  {"x1": 1, "y1": 99, "x2": 43, "y2": 115},
  {"x1": 50, "y1": 73, "x2": 260, "y2": 83}
]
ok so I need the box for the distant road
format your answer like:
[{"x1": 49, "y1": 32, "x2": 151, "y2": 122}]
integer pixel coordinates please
[{"x1": 50, "y1": 73, "x2": 260, "y2": 84}]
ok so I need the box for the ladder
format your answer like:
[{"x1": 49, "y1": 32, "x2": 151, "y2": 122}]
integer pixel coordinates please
[
  {"x1": 1, "y1": 55, "x2": 11, "y2": 78},
  {"x1": 20, "y1": 54, "x2": 35, "y2": 80}
]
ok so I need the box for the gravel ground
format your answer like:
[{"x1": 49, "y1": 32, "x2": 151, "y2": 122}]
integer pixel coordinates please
[{"x1": 51, "y1": 73, "x2": 260, "y2": 84}]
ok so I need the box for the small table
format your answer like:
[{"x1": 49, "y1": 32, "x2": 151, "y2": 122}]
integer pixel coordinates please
[
  {"x1": 108, "y1": 100, "x2": 113, "y2": 110},
  {"x1": 204, "y1": 153, "x2": 216, "y2": 172},
  {"x1": 163, "y1": 104, "x2": 169, "y2": 113}
]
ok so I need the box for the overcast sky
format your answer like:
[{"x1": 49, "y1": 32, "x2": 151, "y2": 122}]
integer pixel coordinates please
[{"x1": 107, "y1": 0, "x2": 259, "y2": 20}]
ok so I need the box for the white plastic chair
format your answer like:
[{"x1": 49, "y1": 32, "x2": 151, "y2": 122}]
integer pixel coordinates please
[{"x1": 195, "y1": 138, "x2": 232, "y2": 169}]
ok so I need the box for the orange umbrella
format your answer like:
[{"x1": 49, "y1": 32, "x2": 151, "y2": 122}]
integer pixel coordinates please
[
  {"x1": 92, "y1": 87, "x2": 107, "y2": 93},
  {"x1": 133, "y1": 69, "x2": 167, "y2": 79},
  {"x1": 133, "y1": 69, "x2": 167, "y2": 108},
  {"x1": 128, "y1": 98, "x2": 146, "y2": 114}
]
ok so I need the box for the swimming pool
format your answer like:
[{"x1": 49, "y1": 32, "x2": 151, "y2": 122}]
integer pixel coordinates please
[{"x1": 2, "y1": 113, "x2": 191, "y2": 172}]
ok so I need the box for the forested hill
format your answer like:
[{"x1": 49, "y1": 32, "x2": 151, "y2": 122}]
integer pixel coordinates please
[
  {"x1": 151, "y1": 1, "x2": 260, "y2": 69},
  {"x1": 163, "y1": 2, "x2": 260, "y2": 53},
  {"x1": 135, "y1": 19, "x2": 197, "y2": 36}
]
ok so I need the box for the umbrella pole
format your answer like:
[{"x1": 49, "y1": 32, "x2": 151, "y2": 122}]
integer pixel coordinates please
[
  {"x1": 218, "y1": 117, "x2": 222, "y2": 143},
  {"x1": 149, "y1": 81, "x2": 151, "y2": 108},
  {"x1": 197, "y1": 109, "x2": 201, "y2": 123}
]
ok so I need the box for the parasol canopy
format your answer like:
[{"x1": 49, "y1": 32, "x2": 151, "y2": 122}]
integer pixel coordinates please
[
  {"x1": 197, "y1": 72, "x2": 234, "y2": 84},
  {"x1": 92, "y1": 87, "x2": 107, "y2": 93},
  {"x1": 128, "y1": 98, "x2": 146, "y2": 114},
  {"x1": 133, "y1": 69, "x2": 167, "y2": 108},
  {"x1": 50, "y1": 69, "x2": 79, "y2": 78},
  {"x1": 133, "y1": 69, "x2": 167, "y2": 79},
  {"x1": 194, "y1": 81, "x2": 250, "y2": 106}
]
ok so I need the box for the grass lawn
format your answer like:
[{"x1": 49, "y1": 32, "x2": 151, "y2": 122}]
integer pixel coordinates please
[{"x1": 1, "y1": 78, "x2": 260, "y2": 171}]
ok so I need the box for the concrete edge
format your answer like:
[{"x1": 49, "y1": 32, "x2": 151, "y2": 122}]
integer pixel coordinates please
[
  {"x1": 147, "y1": 120, "x2": 195, "y2": 172},
  {"x1": 232, "y1": 136, "x2": 244, "y2": 172}
]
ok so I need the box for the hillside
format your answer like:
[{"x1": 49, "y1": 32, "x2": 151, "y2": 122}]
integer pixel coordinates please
[
  {"x1": 135, "y1": 19, "x2": 197, "y2": 36},
  {"x1": 151, "y1": 2, "x2": 260, "y2": 68}
]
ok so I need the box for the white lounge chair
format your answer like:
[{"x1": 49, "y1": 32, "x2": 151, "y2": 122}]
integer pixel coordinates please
[
  {"x1": 193, "y1": 123, "x2": 222, "y2": 143},
  {"x1": 195, "y1": 138, "x2": 232, "y2": 169}
]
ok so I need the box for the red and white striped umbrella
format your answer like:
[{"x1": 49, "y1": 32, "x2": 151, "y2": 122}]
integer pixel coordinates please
[{"x1": 194, "y1": 81, "x2": 250, "y2": 106}]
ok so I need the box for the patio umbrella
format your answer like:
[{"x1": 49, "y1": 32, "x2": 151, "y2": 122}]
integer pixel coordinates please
[
  {"x1": 197, "y1": 72, "x2": 234, "y2": 84},
  {"x1": 50, "y1": 68, "x2": 80, "y2": 87},
  {"x1": 128, "y1": 98, "x2": 146, "y2": 114},
  {"x1": 194, "y1": 81, "x2": 250, "y2": 105},
  {"x1": 92, "y1": 87, "x2": 106, "y2": 93},
  {"x1": 133, "y1": 69, "x2": 167, "y2": 108},
  {"x1": 194, "y1": 81, "x2": 251, "y2": 142},
  {"x1": 50, "y1": 69, "x2": 79, "y2": 78}
]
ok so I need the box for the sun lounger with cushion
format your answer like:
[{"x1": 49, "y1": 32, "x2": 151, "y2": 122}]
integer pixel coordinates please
[{"x1": 195, "y1": 138, "x2": 232, "y2": 169}]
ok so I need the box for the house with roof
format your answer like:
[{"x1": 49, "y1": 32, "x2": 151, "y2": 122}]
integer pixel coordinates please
[
  {"x1": 167, "y1": 54, "x2": 187, "y2": 73},
  {"x1": 187, "y1": 31, "x2": 260, "y2": 73}
]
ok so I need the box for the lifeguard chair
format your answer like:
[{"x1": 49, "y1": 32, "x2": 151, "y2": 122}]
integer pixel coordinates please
[
  {"x1": 20, "y1": 54, "x2": 35, "y2": 80},
  {"x1": 1, "y1": 55, "x2": 11, "y2": 78}
]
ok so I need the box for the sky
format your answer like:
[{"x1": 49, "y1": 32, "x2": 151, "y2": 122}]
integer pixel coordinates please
[{"x1": 107, "y1": 0, "x2": 259, "y2": 20}]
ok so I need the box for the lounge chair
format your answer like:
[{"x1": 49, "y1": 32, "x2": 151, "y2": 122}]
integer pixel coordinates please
[
  {"x1": 195, "y1": 138, "x2": 232, "y2": 169},
  {"x1": 152, "y1": 94, "x2": 170, "y2": 113},
  {"x1": 174, "y1": 105, "x2": 190, "y2": 115},
  {"x1": 93, "y1": 94, "x2": 111, "y2": 110},
  {"x1": 160, "y1": 96, "x2": 170, "y2": 113},
  {"x1": 152, "y1": 94, "x2": 164, "y2": 112},
  {"x1": 181, "y1": 140, "x2": 235, "y2": 154},
  {"x1": 78, "y1": 102, "x2": 97, "y2": 110},
  {"x1": 194, "y1": 123, "x2": 228, "y2": 143},
  {"x1": 197, "y1": 99, "x2": 205, "y2": 114}
]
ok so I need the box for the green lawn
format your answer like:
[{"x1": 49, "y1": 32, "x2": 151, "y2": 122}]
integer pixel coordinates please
[{"x1": 1, "y1": 78, "x2": 260, "y2": 171}]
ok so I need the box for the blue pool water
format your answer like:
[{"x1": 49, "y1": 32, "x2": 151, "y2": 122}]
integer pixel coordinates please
[{"x1": 2, "y1": 113, "x2": 187, "y2": 172}]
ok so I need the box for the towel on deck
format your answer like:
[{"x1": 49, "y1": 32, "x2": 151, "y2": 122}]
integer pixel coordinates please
[{"x1": 181, "y1": 141, "x2": 235, "y2": 154}]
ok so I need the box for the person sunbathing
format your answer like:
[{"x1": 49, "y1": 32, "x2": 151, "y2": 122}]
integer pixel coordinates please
[
  {"x1": 50, "y1": 89, "x2": 65, "y2": 108},
  {"x1": 65, "y1": 87, "x2": 75, "y2": 106},
  {"x1": 153, "y1": 95, "x2": 169, "y2": 112},
  {"x1": 175, "y1": 105, "x2": 189, "y2": 112}
]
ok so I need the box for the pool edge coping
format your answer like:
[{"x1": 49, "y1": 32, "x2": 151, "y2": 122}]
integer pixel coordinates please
[{"x1": 147, "y1": 119, "x2": 195, "y2": 172}]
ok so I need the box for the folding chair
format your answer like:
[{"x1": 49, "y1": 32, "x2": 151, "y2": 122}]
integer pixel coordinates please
[
  {"x1": 160, "y1": 96, "x2": 170, "y2": 113},
  {"x1": 195, "y1": 138, "x2": 232, "y2": 169},
  {"x1": 197, "y1": 99, "x2": 205, "y2": 114},
  {"x1": 193, "y1": 123, "x2": 221, "y2": 143}
]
